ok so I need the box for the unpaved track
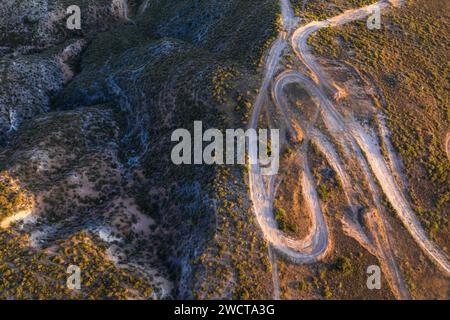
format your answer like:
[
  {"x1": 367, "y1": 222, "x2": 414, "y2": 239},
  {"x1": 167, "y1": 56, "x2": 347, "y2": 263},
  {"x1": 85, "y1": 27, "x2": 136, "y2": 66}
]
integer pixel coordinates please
[
  {"x1": 249, "y1": 162, "x2": 329, "y2": 263},
  {"x1": 378, "y1": 116, "x2": 409, "y2": 189},
  {"x1": 289, "y1": 0, "x2": 449, "y2": 277},
  {"x1": 289, "y1": 16, "x2": 444, "y2": 277},
  {"x1": 291, "y1": 0, "x2": 403, "y2": 100},
  {"x1": 272, "y1": 68, "x2": 411, "y2": 300},
  {"x1": 268, "y1": 246, "x2": 281, "y2": 300},
  {"x1": 351, "y1": 123, "x2": 450, "y2": 274},
  {"x1": 248, "y1": 0, "x2": 448, "y2": 299},
  {"x1": 249, "y1": 0, "x2": 384, "y2": 263},
  {"x1": 249, "y1": 1, "x2": 329, "y2": 264}
]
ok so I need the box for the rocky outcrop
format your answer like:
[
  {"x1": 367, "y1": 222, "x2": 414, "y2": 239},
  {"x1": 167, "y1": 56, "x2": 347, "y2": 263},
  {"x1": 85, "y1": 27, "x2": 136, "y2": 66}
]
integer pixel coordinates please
[
  {"x1": 0, "y1": 0, "x2": 129, "y2": 139},
  {"x1": 0, "y1": 40, "x2": 86, "y2": 139},
  {"x1": 0, "y1": 0, "x2": 129, "y2": 55}
]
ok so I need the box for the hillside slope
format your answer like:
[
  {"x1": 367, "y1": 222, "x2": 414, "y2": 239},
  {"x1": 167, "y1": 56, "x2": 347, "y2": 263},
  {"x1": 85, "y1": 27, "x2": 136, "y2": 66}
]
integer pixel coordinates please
[{"x1": 0, "y1": 0, "x2": 280, "y2": 299}]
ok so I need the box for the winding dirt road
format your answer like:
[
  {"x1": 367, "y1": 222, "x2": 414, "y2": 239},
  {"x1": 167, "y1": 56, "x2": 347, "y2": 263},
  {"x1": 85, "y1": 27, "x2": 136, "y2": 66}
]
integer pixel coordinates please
[
  {"x1": 248, "y1": 0, "x2": 449, "y2": 299},
  {"x1": 249, "y1": 0, "x2": 330, "y2": 263}
]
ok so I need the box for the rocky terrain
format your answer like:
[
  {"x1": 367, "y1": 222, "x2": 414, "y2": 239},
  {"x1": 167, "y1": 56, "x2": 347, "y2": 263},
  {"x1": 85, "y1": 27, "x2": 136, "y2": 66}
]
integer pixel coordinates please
[{"x1": 0, "y1": 0, "x2": 281, "y2": 299}]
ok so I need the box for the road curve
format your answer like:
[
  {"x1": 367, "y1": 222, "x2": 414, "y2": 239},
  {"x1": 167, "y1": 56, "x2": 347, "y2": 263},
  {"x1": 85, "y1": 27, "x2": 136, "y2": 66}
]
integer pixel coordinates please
[
  {"x1": 272, "y1": 69, "x2": 412, "y2": 299},
  {"x1": 248, "y1": 0, "x2": 449, "y2": 284},
  {"x1": 248, "y1": 0, "x2": 385, "y2": 264},
  {"x1": 249, "y1": 158, "x2": 329, "y2": 263},
  {"x1": 289, "y1": 0, "x2": 450, "y2": 274},
  {"x1": 248, "y1": 0, "x2": 330, "y2": 263}
]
